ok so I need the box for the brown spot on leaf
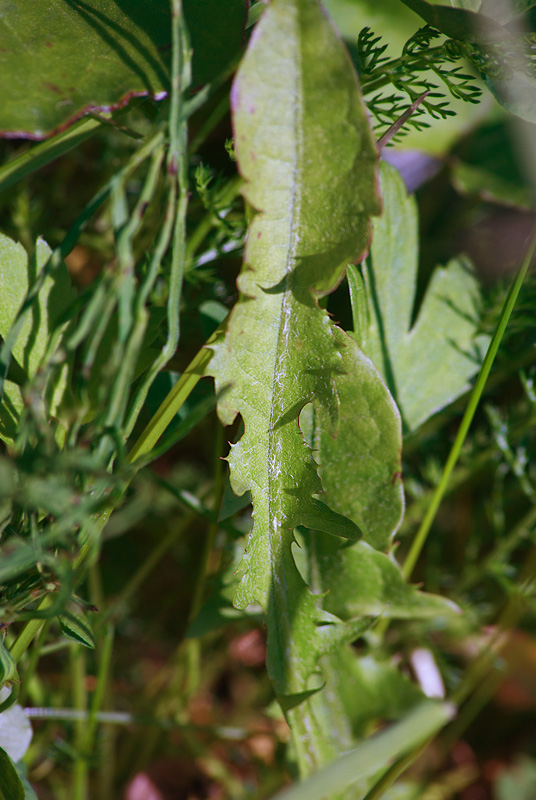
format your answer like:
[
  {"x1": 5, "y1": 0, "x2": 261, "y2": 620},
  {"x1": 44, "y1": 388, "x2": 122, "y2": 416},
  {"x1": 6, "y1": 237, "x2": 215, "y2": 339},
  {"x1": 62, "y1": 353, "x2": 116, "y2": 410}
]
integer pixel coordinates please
[{"x1": 43, "y1": 82, "x2": 62, "y2": 94}]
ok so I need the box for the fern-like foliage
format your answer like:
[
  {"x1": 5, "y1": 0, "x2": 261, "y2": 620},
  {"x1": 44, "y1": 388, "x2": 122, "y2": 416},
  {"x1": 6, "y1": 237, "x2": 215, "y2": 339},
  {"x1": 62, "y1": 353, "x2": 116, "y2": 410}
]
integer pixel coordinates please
[{"x1": 357, "y1": 25, "x2": 482, "y2": 142}]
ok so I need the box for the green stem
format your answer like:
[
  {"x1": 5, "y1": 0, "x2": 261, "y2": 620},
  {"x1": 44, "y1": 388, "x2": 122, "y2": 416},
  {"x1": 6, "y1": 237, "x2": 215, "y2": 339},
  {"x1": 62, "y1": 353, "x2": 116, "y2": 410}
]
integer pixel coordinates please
[
  {"x1": 0, "y1": 117, "x2": 102, "y2": 192},
  {"x1": 83, "y1": 625, "x2": 115, "y2": 752},
  {"x1": 17, "y1": 620, "x2": 50, "y2": 706},
  {"x1": 402, "y1": 232, "x2": 536, "y2": 581},
  {"x1": 362, "y1": 744, "x2": 427, "y2": 800},
  {"x1": 71, "y1": 645, "x2": 88, "y2": 800},
  {"x1": 10, "y1": 594, "x2": 54, "y2": 663},
  {"x1": 127, "y1": 321, "x2": 224, "y2": 464},
  {"x1": 75, "y1": 322, "x2": 223, "y2": 575}
]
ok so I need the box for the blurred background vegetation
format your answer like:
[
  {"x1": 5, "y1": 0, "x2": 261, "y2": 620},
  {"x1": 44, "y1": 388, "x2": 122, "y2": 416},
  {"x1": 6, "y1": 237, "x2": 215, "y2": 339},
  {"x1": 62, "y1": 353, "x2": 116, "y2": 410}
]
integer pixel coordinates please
[{"x1": 1, "y1": 1, "x2": 536, "y2": 798}]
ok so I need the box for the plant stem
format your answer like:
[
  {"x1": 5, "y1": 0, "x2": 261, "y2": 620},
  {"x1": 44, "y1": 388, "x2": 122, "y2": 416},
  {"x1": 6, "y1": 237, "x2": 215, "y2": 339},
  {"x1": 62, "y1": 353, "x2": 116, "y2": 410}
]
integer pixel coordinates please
[
  {"x1": 17, "y1": 620, "x2": 50, "y2": 706},
  {"x1": 0, "y1": 117, "x2": 103, "y2": 191},
  {"x1": 83, "y1": 625, "x2": 115, "y2": 752},
  {"x1": 127, "y1": 321, "x2": 224, "y2": 464},
  {"x1": 71, "y1": 645, "x2": 88, "y2": 800},
  {"x1": 10, "y1": 594, "x2": 54, "y2": 663}
]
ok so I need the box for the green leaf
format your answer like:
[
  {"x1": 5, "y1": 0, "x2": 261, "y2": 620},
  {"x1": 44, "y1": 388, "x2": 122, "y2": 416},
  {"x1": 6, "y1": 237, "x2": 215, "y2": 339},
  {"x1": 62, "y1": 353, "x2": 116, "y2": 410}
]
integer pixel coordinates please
[
  {"x1": 314, "y1": 329, "x2": 404, "y2": 552},
  {"x1": 0, "y1": 747, "x2": 25, "y2": 800},
  {"x1": 0, "y1": 1, "x2": 169, "y2": 138},
  {"x1": 0, "y1": 0, "x2": 247, "y2": 139},
  {"x1": 324, "y1": 0, "x2": 485, "y2": 155},
  {"x1": 400, "y1": 0, "x2": 507, "y2": 42},
  {"x1": 0, "y1": 237, "x2": 74, "y2": 381},
  {"x1": 330, "y1": 651, "x2": 427, "y2": 738},
  {"x1": 58, "y1": 608, "x2": 95, "y2": 649},
  {"x1": 0, "y1": 643, "x2": 17, "y2": 685},
  {"x1": 0, "y1": 235, "x2": 76, "y2": 444},
  {"x1": 286, "y1": 647, "x2": 427, "y2": 782},
  {"x1": 351, "y1": 162, "x2": 489, "y2": 432},
  {"x1": 209, "y1": 0, "x2": 380, "y2": 697},
  {"x1": 315, "y1": 537, "x2": 459, "y2": 621},
  {"x1": 272, "y1": 700, "x2": 455, "y2": 800},
  {"x1": 484, "y1": 68, "x2": 536, "y2": 125},
  {"x1": 186, "y1": 0, "x2": 248, "y2": 86}
]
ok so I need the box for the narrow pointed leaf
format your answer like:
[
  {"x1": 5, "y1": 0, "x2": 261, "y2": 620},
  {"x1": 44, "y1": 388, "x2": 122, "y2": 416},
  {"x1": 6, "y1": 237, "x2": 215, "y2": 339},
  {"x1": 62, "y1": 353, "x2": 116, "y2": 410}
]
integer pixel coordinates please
[
  {"x1": 0, "y1": 748, "x2": 24, "y2": 800},
  {"x1": 272, "y1": 701, "x2": 455, "y2": 800},
  {"x1": 209, "y1": 0, "x2": 380, "y2": 697},
  {"x1": 58, "y1": 608, "x2": 96, "y2": 649},
  {"x1": 0, "y1": 642, "x2": 17, "y2": 685}
]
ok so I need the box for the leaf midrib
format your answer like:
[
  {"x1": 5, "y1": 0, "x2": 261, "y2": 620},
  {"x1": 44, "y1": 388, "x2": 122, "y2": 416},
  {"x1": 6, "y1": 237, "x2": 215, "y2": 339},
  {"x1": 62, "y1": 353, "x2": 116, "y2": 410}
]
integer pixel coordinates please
[{"x1": 266, "y1": 1, "x2": 303, "y2": 562}]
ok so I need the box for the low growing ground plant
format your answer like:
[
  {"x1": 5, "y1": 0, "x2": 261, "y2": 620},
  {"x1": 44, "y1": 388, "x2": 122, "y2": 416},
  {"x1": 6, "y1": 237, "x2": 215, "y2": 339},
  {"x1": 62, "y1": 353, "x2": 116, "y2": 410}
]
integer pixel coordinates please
[{"x1": 1, "y1": 1, "x2": 536, "y2": 798}]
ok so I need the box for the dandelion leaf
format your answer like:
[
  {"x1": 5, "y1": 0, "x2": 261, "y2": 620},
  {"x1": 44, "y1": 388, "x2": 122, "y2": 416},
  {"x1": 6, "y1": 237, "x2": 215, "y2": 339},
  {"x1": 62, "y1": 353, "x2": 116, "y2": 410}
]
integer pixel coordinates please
[
  {"x1": 314, "y1": 328, "x2": 404, "y2": 552},
  {"x1": 208, "y1": 0, "x2": 380, "y2": 697}
]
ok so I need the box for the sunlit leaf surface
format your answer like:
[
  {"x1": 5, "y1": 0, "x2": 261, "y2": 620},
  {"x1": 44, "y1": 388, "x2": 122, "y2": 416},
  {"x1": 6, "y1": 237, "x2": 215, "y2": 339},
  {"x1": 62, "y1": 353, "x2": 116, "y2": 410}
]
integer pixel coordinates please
[{"x1": 0, "y1": 0, "x2": 247, "y2": 138}]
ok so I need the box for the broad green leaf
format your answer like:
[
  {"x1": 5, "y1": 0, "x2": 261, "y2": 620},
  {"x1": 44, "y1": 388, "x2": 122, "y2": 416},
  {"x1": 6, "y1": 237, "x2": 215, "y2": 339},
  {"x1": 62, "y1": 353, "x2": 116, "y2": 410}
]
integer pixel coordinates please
[
  {"x1": 0, "y1": 237, "x2": 74, "y2": 380},
  {"x1": 0, "y1": 235, "x2": 76, "y2": 444},
  {"x1": 314, "y1": 329, "x2": 404, "y2": 552},
  {"x1": 186, "y1": 0, "x2": 248, "y2": 86},
  {"x1": 0, "y1": 0, "x2": 247, "y2": 139},
  {"x1": 351, "y1": 162, "x2": 489, "y2": 432},
  {"x1": 484, "y1": 69, "x2": 536, "y2": 124},
  {"x1": 209, "y1": 0, "x2": 380, "y2": 697},
  {"x1": 314, "y1": 537, "x2": 459, "y2": 620},
  {"x1": 400, "y1": 0, "x2": 507, "y2": 42},
  {"x1": 58, "y1": 608, "x2": 96, "y2": 649},
  {"x1": 0, "y1": 747, "x2": 25, "y2": 800},
  {"x1": 272, "y1": 700, "x2": 455, "y2": 800}
]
